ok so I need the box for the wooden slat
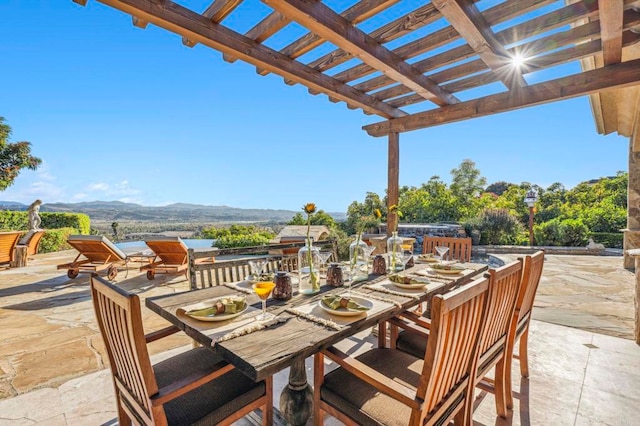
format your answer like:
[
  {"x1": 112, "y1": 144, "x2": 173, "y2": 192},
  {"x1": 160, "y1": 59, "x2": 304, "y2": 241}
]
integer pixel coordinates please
[
  {"x1": 387, "y1": 132, "x2": 399, "y2": 237},
  {"x1": 387, "y1": 28, "x2": 640, "y2": 109},
  {"x1": 182, "y1": 0, "x2": 243, "y2": 46},
  {"x1": 598, "y1": 0, "x2": 624, "y2": 65},
  {"x1": 223, "y1": 11, "x2": 290, "y2": 63},
  {"x1": 308, "y1": 2, "x2": 463, "y2": 76},
  {"x1": 92, "y1": 0, "x2": 405, "y2": 118},
  {"x1": 258, "y1": 0, "x2": 398, "y2": 76},
  {"x1": 264, "y1": 0, "x2": 458, "y2": 106},
  {"x1": 432, "y1": 0, "x2": 526, "y2": 89},
  {"x1": 363, "y1": 57, "x2": 640, "y2": 136},
  {"x1": 355, "y1": 0, "x2": 598, "y2": 94},
  {"x1": 325, "y1": 0, "x2": 552, "y2": 85}
]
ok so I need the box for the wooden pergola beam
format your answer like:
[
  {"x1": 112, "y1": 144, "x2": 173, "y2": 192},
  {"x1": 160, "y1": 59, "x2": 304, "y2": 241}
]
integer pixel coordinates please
[
  {"x1": 258, "y1": 0, "x2": 398, "y2": 76},
  {"x1": 91, "y1": 0, "x2": 406, "y2": 118},
  {"x1": 182, "y1": 0, "x2": 242, "y2": 46},
  {"x1": 363, "y1": 58, "x2": 640, "y2": 136},
  {"x1": 263, "y1": 0, "x2": 459, "y2": 107},
  {"x1": 432, "y1": 0, "x2": 526, "y2": 89},
  {"x1": 599, "y1": 0, "x2": 624, "y2": 65}
]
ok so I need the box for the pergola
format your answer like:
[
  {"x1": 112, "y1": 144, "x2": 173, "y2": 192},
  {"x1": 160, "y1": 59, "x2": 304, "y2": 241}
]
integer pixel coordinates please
[{"x1": 73, "y1": 0, "x2": 640, "y2": 337}]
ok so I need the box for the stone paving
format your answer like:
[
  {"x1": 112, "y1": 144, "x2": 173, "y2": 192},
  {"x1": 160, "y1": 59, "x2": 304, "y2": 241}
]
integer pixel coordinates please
[{"x1": 0, "y1": 250, "x2": 638, "y2": 425}]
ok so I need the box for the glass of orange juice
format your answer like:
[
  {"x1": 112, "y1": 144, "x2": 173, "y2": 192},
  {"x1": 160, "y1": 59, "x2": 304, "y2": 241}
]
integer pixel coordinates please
[{"x1": 252, "y1": 281, "x2": 276, "y2": 321}]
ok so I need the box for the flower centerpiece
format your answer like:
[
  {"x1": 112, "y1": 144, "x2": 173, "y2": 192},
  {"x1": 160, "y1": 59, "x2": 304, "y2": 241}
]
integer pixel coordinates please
[
  {"x1": 387, "y1": 205, "x2": 404, "y2": 272},
  {"x1": 298, "y1": 203, "x2": 321, "y2": 294}
]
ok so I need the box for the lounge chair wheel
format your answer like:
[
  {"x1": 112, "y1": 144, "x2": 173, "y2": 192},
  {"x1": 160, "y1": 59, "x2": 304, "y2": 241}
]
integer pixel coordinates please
[
  {"x1": 146, "y1": 270, "x2": 155, "y2": 280},
  {"x1": 67, "y1": 269, "x2": 79, "y2": 279},
  {"x1": 107, "y1": 266, "x2": 118, "y2": 280}
]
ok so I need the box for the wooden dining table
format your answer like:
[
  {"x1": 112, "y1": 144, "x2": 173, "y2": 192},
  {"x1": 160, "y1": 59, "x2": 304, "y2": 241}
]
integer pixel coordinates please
[{"x1": 146, "y1": 261, "x2": 488, "y2": 425}]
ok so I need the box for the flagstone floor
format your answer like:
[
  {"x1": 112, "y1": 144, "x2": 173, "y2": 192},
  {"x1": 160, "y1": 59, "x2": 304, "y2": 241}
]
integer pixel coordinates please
[{"x1": 0, "y1": 250, "x2": 638, "y2": 425}]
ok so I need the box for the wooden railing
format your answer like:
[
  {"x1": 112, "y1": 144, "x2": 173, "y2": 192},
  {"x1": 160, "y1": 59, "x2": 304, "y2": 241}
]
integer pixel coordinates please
[{"x1": 188, "y1": 239, "x2": 338, "y2": 290}]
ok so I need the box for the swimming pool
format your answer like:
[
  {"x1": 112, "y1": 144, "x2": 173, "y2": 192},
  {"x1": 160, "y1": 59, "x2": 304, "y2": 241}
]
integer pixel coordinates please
[{"x1": 116, "y1": 239, "x2": 215, "y2": 254}]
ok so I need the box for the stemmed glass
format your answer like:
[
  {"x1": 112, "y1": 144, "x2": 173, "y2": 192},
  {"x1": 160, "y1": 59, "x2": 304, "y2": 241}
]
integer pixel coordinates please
[
  {"x1": 435, "y1": 246, "x2": 449, "y2": 265},
  {"x1": 401, "y1": 250, "x2": 413, "y2": 271},
  {"x1": 249, "y1": 259, "x2": 267, "y2": 280},
  {"x1": 318, "y1": 251, "x2": 332, "y2": 278},
  {"x1": 252, "y1": 281, "x2": 276, "y2": 321}
]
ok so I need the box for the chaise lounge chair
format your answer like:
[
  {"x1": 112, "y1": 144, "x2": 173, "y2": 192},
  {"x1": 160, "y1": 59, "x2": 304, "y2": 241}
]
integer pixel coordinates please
[
  {"x1": 57, "y1": 235, "x2": 128, "y2": 280},
  {"x1": 0, "y1": 231, "x2": 22, "y2": 267},
  {"x1": 19, "y1": 229, "x2": 46, "y2": 257},
  {"x1": 140, "y1": 236, "x2": 191, "y2": 280}
]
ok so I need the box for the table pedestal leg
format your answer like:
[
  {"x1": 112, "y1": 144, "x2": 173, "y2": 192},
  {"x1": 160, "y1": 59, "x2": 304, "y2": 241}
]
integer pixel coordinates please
[{"x1": 279, "y1": 358, "x2": 313, "y2": 425}]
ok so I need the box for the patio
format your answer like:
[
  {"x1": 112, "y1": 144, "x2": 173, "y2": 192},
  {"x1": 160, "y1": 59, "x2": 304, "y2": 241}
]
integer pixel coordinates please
[{"x1": 0, "y1": 250, "x2": 638, "y2": 424}]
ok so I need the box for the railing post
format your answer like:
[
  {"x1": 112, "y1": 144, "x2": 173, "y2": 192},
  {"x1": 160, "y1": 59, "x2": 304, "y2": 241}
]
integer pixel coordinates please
[{"x1": 188, "y1": 248, "x2": 196, "y2": 290}]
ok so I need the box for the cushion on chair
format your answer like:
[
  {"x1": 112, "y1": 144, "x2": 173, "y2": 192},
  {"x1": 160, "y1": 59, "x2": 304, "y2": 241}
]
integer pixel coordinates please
[
  {"x1": 321, "y1": 348, "x2": 423, "y2": 426},
  {"x1": 395, "y1": 330, "x2": 428, "y2": 359},
  {"x1": 154, "y1": 347, "x2": 266, "y2": 425}
]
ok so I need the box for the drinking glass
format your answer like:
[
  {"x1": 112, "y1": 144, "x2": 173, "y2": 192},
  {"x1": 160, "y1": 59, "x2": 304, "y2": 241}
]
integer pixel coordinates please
[
  {"x1": 249, "y1": 259, "x2": 267, "y2": 280},
  {"x1": 318, "y1": 251, "x2": 332, "y2": 278},
  {"x1": 435, "y1": 246, "x2": 449, "y2": 265},
  {"x1": 363, "y1": 245, "x2": 376, "y2": 273},
  {"x1": 402, "y1": 250, "x2": 413, "y2": 271},
  {"x1": 252, "y1": 281, "x2": 276, "y2": 321}
]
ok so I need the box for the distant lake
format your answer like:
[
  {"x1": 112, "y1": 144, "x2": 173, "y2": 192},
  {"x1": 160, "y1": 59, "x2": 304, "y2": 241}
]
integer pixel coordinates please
[{"x1": 116, "y1": 239, "x2": 215, "y2": 254}]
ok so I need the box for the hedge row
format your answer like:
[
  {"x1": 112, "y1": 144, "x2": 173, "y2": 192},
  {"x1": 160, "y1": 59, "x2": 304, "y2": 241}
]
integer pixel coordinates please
[
  {"x1": 0, "y1": 211, "x2": 90, "y2": 235},
  {"x1": 590, "y1": 232, "x2": 623, "y2": 249},
  {"x1": 0, "y1": 210, "x2": 91, "y2": 253}
]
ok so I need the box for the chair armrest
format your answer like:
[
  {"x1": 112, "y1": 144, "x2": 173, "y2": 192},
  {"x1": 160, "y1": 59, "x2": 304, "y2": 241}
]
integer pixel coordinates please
[
  {"x1": 145, "y1": 325, "x2": 180, "y2": 343},
  {"x1": 151, "y1": 362, "x2": 234, "y2": 406},
  {"x1": 322, "y1": 347, "x2": 421, "y2": 410},
  {"x1": 398, "y1": 310, "x2": 431, "y2": 329},
  {"x1": 388, "y1": 318, "x2": 430, "y2": 339}
]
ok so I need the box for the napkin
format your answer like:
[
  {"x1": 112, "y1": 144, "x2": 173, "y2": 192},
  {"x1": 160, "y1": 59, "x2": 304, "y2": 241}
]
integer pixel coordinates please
[
  {"x1": 388, "y1": 274, "x2": 430, "y2": 285},
  {"x1": 187, "y1": 297, "x2": 246, "y2": 317},
  {"x1": 431, "y1": 263, "x2": 465, "y2": 271},
  {"x1": 321, "y1": 295, "x2": 370, "y2": 311}
]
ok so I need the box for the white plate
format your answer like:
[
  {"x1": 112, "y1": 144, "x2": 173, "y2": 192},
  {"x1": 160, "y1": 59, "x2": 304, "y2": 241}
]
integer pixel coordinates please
[
  {"x1": 318, "y1": 296, "x2": 373, "y2": 317},
  {"x1": 186, "y1": 304, "x2": 248, "y2": 322},
  {"x1": 430, "y1": 267, "x2": 465, "y2": 275}
]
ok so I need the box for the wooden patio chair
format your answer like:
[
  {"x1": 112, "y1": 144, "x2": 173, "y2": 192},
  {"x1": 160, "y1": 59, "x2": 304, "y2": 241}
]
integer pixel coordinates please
[
  {"x1": 57, "y1": 235, "x2": 128, "y2": 280},
  {"x1": 90, "y1": 275, "x2": 273, "y2": 426},
  {"x1": 391, "y1": 260, "x2": 523, "y2": 418},
  {"x1": 422, "y1": 236, "x2": 472, "y2": 263},
  {"x1": 19, "y1": 229, "x2": 46, "y2": 256},
  {"x1": 140, "y1": 236, "x2": 191, "y2": 280},
  {"x1": 0, "y1": 231, "x2": 22, "y2": 266},
  {"x1": 504, "y1": 250, "x2": 545, "y2": 409},
  {"x1": 313, "y1": 276, "x2": 489, "y2": 426}
]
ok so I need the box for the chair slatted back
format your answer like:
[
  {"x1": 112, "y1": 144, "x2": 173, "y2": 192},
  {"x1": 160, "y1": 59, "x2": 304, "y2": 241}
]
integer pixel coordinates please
[
  {"x1": 416, "y1": 276, "x2": 489, "y2": 418},
  {"x1": 90, "y1": 275, "x2": 157, "y2": 425},
  {"x1": 477, "y1": 260, "x2": 523, "y2": 373},
  {"x1": 144, "y1": 239, "x2": 189, "y2": 266},
  {"x1": 516, "y1": 251, "x2": 545, "y2": 329},
  {"x1": 0, "y1": 231, "x2": 22, "y2": 264},
  {"x1": 192, "y1": 255, "x2": 296, "y2": 289},
  {"x1": 422, "y1": 236, "x2": 472, "y2": 263}
]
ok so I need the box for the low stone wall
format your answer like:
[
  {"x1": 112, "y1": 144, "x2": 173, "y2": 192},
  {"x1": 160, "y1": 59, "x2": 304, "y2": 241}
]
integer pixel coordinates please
[{"x1": 472, "y1": 245, "x2": 622, "y2": 256}]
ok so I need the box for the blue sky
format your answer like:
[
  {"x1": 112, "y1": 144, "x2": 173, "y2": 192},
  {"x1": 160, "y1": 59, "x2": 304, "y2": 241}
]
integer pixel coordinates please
[{"x1": 0, "y1": 1, "x2": 629, "y2": 213}]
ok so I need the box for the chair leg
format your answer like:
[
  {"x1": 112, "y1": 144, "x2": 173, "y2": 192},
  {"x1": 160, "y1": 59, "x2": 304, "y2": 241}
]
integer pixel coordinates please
[
  {"x1": 505, "y1": 343, "x2": 515, "y2": 410},
  {"x1": 263, "y1": 376, "x2": 273, "y2": 426},
  {"x1": 519, "y1": 324, "x2": 530, "y2": 378},
  {"x1": 494, "y1": 358, "x2": 508, "y2": 418}
]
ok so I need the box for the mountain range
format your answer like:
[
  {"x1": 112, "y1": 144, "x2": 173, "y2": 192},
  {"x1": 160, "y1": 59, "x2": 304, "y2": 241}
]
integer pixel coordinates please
[{"x1": 0, "y1": 200, "x2": 346, "y2": 223}]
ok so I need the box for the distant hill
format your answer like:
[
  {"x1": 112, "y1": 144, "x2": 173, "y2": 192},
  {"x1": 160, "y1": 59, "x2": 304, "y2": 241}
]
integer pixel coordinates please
[{"x1": 0, "y1": 200, "x2": 347, "y2": 223}]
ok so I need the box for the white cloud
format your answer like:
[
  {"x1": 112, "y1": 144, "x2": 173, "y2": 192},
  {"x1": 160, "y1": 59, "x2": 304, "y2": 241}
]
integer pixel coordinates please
[{"x1": 88, "y1": 183, "x2": 109, "y2": 191}]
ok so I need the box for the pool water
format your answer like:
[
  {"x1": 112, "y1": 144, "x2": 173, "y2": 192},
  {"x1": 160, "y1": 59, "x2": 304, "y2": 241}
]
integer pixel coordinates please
[{"x1": 116, "y1": 239, "x2": 215, "y2": 254}]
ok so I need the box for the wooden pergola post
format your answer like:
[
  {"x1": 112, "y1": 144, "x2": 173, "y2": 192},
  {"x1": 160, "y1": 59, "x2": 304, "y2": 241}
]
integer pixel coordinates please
[{"x1": 387, "y1": 131, "x2": 399, "y2": 236}]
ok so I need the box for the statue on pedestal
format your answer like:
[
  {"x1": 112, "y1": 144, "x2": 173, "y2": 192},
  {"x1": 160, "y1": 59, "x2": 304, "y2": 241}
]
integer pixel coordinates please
[{"x1": 27, "y1": 199, "x2": 43, "y2": 231}]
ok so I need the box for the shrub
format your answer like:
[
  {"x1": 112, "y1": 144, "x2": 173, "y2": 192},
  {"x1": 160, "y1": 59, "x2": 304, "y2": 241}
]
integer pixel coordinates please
[
  {"x1": 38, "y1": 227, "x2": 78, "y2": 253},
  {"x1": 591, "y1": 232, "x2": 623, "y2": 249},
  {"x1": 214, "y1": 233, "x2": 273, "y2": 249},
  {"x1": 534, "y1": 218, "x2": 589, "y2": 246},
  {"x1": 474, "y1": 209, "x2": 524, "y2": 245}
]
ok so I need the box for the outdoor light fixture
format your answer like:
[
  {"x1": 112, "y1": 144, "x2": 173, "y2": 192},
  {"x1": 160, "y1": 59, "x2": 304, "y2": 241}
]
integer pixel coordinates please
[{"x1": 524, "y1": 189, "x2": 538, "y2": 246}]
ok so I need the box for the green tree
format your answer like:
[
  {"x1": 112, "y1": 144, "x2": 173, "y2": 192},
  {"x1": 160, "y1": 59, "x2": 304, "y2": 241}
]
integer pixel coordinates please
[
  {"x1": 0, "y1": 117, "x2": 42, "y2": 190},
  {"x1": 485, "y1": 181, "x2": 512, "y2": 196},
  {"x1": 288, "y1": 210, "x2": 337, "y2": 228},
  {"x1": 450, "y1": 159, "x2": 487, "y2": 218}
]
